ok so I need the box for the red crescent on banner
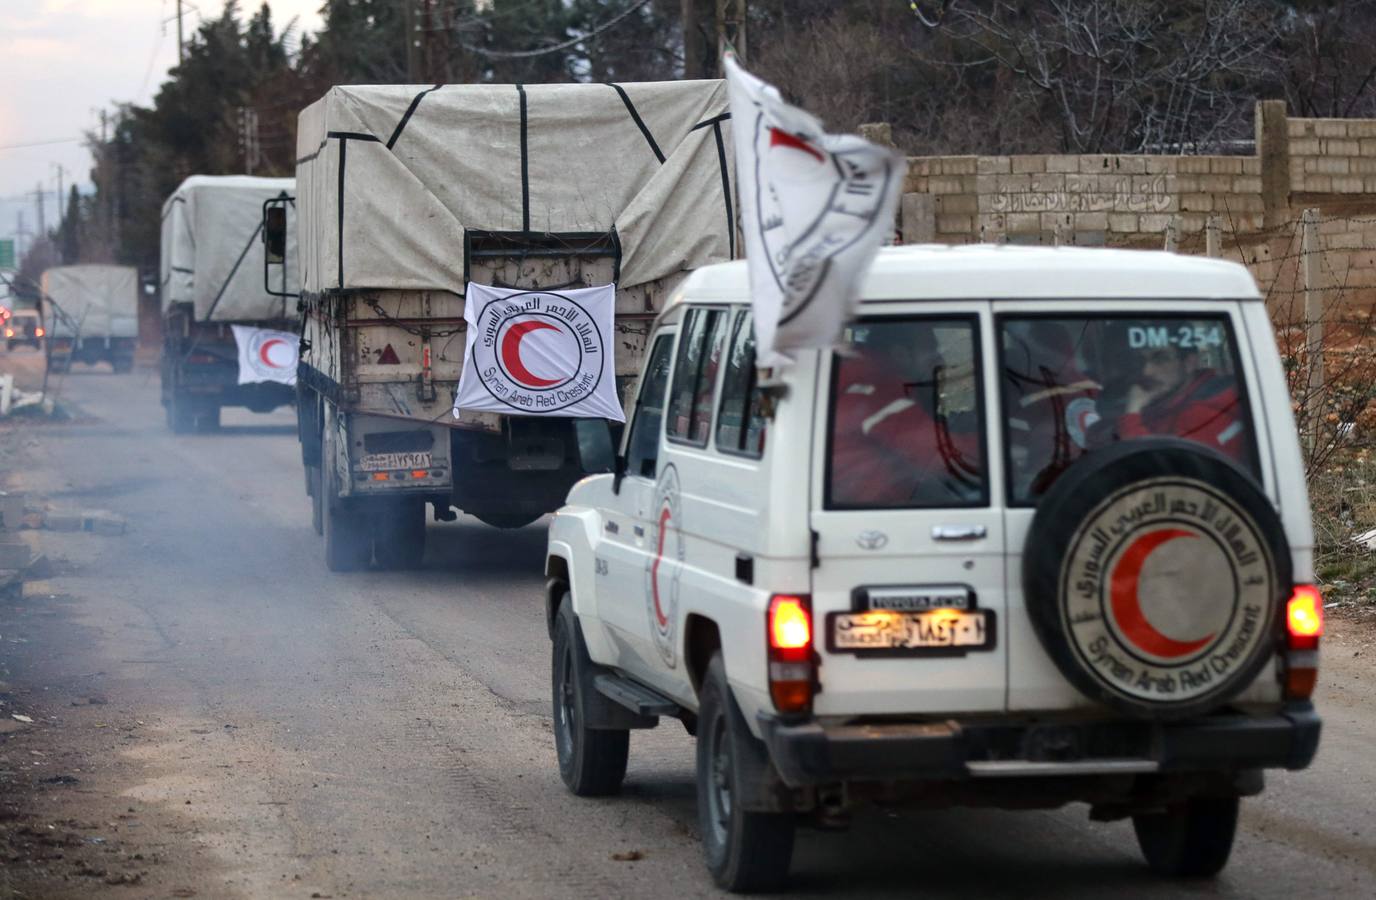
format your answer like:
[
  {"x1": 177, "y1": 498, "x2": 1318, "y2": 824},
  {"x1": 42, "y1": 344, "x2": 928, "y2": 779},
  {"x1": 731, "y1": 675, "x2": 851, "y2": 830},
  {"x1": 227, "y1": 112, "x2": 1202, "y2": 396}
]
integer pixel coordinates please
[
  {"x1": 500, "y1": 320, "x2": 562, "y2": 388},
  {"x1": 768, "y1": 127, "x2": 826, "y2": 163},
  {"x1": 1109, "y1": 528, "x2": 1215, "y2": 658},
  {"x1": 258, "y1": 338, "x2": 289, "y2": 368},
  {"x1": 650, "y1": 505, "x2": 672, "y2": 627}
]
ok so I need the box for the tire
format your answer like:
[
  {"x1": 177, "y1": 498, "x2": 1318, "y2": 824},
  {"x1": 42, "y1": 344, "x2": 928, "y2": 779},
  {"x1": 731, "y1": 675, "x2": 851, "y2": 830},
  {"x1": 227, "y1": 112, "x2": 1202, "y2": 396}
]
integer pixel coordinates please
[
  {"x1": 374, "y1": 500, "x2": 426, "y2": 569},
  {"x1": 167, "y1": 393, "x2": 196, "y2": 434},
  {"x1": 552, "y1": 599, "x2": 629, "y2": 796},
  {"x1": 112, "y1": 358, "x2": 134, "y2": 374},
  {"x1": 1022, "y1": 438, "x2": 1289, "y2": 719},
  {"x1": 308, "y1": 465, "x2": 324, "y2": 536},
  {"x1": 196, "y1": 404, "x2": 221, "y2": 432},
  {"x1": 1133, "y1": 795, "x2": 1239, "y2": 877},
  {"x1": 474, "y1": 512, "x2": 541, "y2": 529},
  {"x1": 321, "y1": 432, "x2": 371, "y2": 571},
  {"x1": 697, "y1": 655, "x2": 794, "y2": 893}
]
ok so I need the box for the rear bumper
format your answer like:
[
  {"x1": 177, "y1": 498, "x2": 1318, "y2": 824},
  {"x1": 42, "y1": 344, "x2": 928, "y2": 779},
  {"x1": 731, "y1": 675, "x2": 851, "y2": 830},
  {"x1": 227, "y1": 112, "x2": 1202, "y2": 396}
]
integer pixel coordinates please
[{"x1": 758, "y1": 703, "x2": 1321, "y2": 787}]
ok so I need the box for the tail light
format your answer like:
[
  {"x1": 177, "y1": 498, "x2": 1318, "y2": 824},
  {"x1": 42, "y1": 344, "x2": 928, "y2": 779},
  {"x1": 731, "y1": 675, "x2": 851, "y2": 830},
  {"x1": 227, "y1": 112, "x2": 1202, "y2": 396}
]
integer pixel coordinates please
[
  {"x1": 4, "y1": 328, "x2": 12, "y2": 338},
  {"x1": 767, "y1": 594, "x2": 814, "y2": 714},
  {"x1": 1282, "y1": 584, "x2": 1322, "y2": 699},
  {"x1": 35, "y1": 327, "x2": 45, "y2": 337}
]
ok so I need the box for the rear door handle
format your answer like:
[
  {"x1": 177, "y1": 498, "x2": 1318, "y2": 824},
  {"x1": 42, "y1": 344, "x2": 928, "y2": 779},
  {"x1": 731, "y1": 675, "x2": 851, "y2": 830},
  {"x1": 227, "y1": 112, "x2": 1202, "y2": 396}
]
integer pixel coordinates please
[
  {"x1": 932, "y1": 525, "x2": 987, "y2": 542},
  {"x1": 633, "y1": 525, "x2": 645, "y2": 538}
]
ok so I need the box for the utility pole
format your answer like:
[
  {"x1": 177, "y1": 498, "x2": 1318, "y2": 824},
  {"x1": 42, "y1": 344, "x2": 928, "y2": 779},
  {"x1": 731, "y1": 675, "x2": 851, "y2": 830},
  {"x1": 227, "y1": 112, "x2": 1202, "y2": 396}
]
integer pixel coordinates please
[
  {"x1": 34, "y1": 183, "x2": 46, "y2": 237},
  {"x1": 238, "y1": 107, "x2": 260, "y2": 175},
  {"x1": 716, "y1": 0, "x2": 746, "y2": 72},
  {"x1": 682, "y1": 0, "x2": 712, "y2": 79},
  {"x1": 177, "y1": 0, "x2": 185, "y2": 65},
  {"x1": 52, "y1": 164, "x2": 66, "y2": 232},
  {"x1": 404, "y1": 0, "x2": 419, "y2": 82}
]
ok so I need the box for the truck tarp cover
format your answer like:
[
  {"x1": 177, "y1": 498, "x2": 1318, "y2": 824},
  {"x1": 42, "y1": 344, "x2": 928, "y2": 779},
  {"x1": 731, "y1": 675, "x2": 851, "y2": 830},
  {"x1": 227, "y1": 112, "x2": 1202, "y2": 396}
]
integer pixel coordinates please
[
  {"x1": 160, "y1": 175, "x2": 298, "y2": 322},
  {"x1": 296, "y1": 80, "x2": 734, "y2": 294},
  {"x1": 41, "y1": 265, "x2": 139, "y2": 338}
]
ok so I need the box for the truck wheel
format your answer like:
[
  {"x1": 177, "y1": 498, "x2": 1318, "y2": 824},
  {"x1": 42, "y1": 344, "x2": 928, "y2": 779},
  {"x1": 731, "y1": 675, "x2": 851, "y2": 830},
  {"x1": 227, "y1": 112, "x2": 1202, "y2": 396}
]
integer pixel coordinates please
[
  {"x1": 552, "y1": 598, "x2": 629, "y2": 796},
  {"x1": 112, "y1": 358, "x2": 134, "y2": 374},
  {"x1": 319, "y1": 459, "x2": 368, "y2": 577},
  {"x1": 697, "y1": 655, "x2": 795, "y2": 892},
  {"x1": 196, "y1": 405, "x2": 221, "y2": 432},
  {"x1": 167, "y1": 393, "x2": 196, "y2": 434},
  {"x1": 1133, "y1": 795, "x2": 1239, "y2": 877},
  {"x1": 308, "y1": 465, "x2": 324, "y2": 536},
  {"x1": 374, "y1": 500, "x2": 426, "y2": 569}
]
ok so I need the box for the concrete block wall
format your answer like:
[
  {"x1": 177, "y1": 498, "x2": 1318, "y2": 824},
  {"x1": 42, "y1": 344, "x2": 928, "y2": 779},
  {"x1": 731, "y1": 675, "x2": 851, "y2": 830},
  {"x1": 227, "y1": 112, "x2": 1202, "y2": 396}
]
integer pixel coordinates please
[{"x1": 1289, "y1": 118, "x2": 1376, "y2": 195}]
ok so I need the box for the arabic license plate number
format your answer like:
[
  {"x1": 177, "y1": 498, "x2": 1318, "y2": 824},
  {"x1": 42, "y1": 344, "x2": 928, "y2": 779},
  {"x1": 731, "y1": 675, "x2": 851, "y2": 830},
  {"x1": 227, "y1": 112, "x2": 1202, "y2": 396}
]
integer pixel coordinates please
[
  {"x1": 832, "y1": 610, "x2": 991, "y2": 652},
  {"x1": 360, "y1": 451, "x2": 432, "y2": 472}
]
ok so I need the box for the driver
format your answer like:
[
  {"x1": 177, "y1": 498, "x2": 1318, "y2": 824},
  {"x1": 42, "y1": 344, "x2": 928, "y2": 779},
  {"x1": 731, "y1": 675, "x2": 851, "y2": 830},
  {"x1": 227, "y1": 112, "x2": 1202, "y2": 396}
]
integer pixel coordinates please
[{"x1": 1115, "y1": 339, "x2": 1246, "y2": 462}]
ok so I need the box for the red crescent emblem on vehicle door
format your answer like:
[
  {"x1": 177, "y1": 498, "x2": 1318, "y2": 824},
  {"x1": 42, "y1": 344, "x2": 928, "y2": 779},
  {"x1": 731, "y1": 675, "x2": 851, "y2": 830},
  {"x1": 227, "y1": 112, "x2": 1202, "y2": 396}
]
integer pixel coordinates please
[
  {"x1": 499, "y1": 320, "x2": 562, "y2": 388},
  {"x1": 649, "y1": 504, "x2": 673, "y2": 627},
  {"x1": 1109, "y1": 528, "x2": 1215, "y2": 658}
]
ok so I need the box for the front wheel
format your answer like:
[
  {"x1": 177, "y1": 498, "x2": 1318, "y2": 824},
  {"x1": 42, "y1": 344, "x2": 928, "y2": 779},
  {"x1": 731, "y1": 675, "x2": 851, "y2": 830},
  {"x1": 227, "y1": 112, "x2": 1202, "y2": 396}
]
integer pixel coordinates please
[
  {"x1": 1133, "y1": 795, "x2": 1239, "y2": 877},
  {"x1": 696, "y1": 655, "x2": 794, "y2": 893},
  {"x1": 552, "y1": 598, "x2": 628, "y2": 796}
]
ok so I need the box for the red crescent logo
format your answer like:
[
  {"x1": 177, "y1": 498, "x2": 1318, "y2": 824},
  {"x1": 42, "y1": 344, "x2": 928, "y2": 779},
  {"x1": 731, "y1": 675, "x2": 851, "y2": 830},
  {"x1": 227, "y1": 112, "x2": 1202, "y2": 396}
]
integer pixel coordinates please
[
  {"x1": 500, "y1": 320, "x2": 562, "y2": 388},
  {"x1": 258, "y1": 338, "x2": 289, "y2": 368},
  {"x1": 650, "y1": 505, "x2": 672, "y2": 627},
  {"x1": 768, "y1": 127, "x2": 826, "y2": 163},
  {"x1": 1109, "y1": 528, "x2": 1215, "y2": 659}
]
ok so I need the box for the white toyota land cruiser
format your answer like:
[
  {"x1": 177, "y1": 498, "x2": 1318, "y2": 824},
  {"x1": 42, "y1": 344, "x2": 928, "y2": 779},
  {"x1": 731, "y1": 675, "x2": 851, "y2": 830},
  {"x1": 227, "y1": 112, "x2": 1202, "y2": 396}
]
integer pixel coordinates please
[{"x1": 544, "y1": 245, "x2": 1322, "y2": 892}]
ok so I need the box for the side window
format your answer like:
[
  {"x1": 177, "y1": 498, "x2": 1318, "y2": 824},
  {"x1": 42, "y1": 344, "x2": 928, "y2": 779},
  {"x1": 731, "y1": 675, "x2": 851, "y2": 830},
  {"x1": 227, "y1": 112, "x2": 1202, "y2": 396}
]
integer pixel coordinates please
[
  {"x1": 625, "y1": 334, "x2": 675, "y2": 479},
  {"x1": 827, "y1": 317, "x2": 987, "y2": 509},
  {"x1": 666, "y1": 308, "x2": 728, "y2": 446},
  {"x1": 716, "y1": 311, "x2": 767, "y2": 458}
]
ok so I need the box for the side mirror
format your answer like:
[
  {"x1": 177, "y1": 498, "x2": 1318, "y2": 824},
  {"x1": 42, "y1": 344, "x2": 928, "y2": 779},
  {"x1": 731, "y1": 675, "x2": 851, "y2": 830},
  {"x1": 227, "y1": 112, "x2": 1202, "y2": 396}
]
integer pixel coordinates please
[
  {"x1": 262, "y1": 195, "x2": 295, "y2": 299},
  {"x1": 574, "y1": 418, "x2": 616, "y2": 475}
]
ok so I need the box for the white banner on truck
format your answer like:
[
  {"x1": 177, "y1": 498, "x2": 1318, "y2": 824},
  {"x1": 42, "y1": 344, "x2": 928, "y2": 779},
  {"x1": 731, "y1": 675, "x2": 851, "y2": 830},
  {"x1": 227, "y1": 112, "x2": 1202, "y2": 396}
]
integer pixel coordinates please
[
  {"x1": 453, "y1": 283, "x2": 624, "y2": 422},
  {"x1": 232, "y1": 325, "x2": 298, "y2": 386},
  {"x1": 724, "y1": 54, "x2": 906, "y2": 367}
]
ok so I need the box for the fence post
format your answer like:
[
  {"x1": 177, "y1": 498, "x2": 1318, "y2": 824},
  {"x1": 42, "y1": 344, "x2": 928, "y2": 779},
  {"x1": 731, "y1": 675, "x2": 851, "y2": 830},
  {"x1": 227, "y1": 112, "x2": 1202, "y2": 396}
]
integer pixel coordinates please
[
  {"x1": 1164, "y1": 216, "x2": 1179, "y2": 252},
  {"x1": 1301, "y1": 207, "x2": 1324, "y2": 431},
  {"x1": 1205, "y1": 214, "x2": 1222, "y2": 258}
]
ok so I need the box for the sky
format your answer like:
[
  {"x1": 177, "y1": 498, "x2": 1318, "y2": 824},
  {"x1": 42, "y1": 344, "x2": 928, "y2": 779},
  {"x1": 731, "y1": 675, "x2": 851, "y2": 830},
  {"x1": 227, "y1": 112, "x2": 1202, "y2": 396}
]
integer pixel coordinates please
[{"x1": 0, "y1": 0, "x2": 325, "y2": 260}]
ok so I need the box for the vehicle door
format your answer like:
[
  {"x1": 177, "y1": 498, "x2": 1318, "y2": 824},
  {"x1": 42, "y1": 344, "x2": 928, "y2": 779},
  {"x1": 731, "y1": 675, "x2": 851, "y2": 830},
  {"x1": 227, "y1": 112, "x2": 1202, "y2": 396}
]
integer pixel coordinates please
[
  {"x1": 597, "y1": 328, "x2": 677, "y2": 676},
  {"x1": 995, "y1": 302, "x2": 1276, "y2": 710},
  {"x1": 809, "y1": 307, "x2": 1009, "y2": 715}
]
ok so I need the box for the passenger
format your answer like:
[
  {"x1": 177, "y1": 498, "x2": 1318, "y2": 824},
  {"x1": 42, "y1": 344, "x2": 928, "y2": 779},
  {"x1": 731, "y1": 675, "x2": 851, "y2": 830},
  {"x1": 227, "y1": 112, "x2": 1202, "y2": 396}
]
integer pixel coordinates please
[
  {"x1": 831, "y1": 326, "x2": 979, "y2": 506},
  {"x1": 1003, "y1": 321, "x2": 1101, "y2": 497},
  {"x1": 1115, "y1": 341, "x2": 1246, "y2": 461}
]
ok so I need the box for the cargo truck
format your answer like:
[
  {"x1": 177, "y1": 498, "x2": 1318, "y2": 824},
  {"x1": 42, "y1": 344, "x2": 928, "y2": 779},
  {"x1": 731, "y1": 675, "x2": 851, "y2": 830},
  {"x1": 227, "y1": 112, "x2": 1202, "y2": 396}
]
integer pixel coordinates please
[
  {"x1": 40, "y1": 265, "x2": 139, "y2": 372},
  {"x1": 285, "y1": 80, "x2": 735, "y2": 570},
  {"x1": 160, "y1": 175, "x2": 299, "y2": 432}
]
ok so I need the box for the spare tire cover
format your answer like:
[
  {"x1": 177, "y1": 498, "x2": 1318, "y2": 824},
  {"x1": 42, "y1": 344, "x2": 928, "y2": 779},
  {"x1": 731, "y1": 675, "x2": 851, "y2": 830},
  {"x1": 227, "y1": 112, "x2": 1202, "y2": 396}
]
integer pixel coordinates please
[{"x1": 1023, "y1": 438, "x2": 1290, "y2": 718}]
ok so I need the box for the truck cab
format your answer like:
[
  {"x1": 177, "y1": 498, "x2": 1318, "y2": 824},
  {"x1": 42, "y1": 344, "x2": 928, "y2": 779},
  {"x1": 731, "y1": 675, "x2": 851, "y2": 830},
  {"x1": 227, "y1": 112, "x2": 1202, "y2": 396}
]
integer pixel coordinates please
[{"x1": 545, "y1": 245, "x2": 1321, "y2": 892}]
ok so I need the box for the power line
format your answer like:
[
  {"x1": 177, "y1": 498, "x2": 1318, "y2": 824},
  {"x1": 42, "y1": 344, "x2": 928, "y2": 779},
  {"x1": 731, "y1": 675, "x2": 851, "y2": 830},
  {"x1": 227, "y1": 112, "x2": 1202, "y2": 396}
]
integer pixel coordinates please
[
  {"x1": 462, "y1": 0, "x2": 654, "y2": 59},
  {"x1": 0, "y1": 137, "x2": 83, "y2": 152}
]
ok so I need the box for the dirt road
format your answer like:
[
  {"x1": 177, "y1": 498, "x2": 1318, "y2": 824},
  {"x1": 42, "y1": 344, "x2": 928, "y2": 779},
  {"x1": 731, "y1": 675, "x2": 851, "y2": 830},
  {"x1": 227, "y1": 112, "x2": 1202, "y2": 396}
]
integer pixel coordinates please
[{"x1": 2, "y1": 349, "x2": 1374, "y2": 898}]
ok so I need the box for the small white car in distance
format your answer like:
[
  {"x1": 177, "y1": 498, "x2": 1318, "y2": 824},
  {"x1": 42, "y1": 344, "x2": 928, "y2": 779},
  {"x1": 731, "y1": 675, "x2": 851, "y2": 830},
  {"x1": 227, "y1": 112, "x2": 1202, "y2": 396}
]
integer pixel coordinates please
[{"x1": 545, "y1": 245, "x2": 1322, "y2": 892}]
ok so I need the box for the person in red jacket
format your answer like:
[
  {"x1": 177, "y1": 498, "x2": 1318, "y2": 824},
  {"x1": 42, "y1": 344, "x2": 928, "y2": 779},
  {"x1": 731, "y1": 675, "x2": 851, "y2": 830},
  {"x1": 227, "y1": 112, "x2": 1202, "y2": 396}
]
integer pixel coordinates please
[
  {"x1": 830, "y1": 324, "x2": 981, "y2": 506},
  {"x1": 1116, "y1": 342, "x2": 1247, "y2": 462}
]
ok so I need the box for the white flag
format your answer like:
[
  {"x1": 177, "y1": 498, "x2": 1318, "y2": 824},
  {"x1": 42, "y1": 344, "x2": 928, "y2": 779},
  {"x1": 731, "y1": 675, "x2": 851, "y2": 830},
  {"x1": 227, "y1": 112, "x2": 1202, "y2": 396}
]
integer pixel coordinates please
[
  {"x1": 232, "y1": 325, "x2": 298, "y2": 386},
  {"x1": 453, "y1": 282, "x2": 625, "y2": 422},
  {"x1": 725, "y1": 54, "x2": 906, "y2": 367}
]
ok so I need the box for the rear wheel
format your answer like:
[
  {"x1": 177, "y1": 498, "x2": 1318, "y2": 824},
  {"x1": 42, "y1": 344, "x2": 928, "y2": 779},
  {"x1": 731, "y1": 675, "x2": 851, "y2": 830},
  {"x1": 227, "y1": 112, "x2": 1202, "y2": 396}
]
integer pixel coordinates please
[
  {"x1": 474, "y1": 512, "x2": 541, "y2": 529},
  {"x1": 167, "y1": 392, "x2": 196, "y2": 434},
  {"x1": 1133, "y1": 795, "x2": 1239, "y2": 877},
  {"x1": 196, "y1": 404, "x2": 221, "y2": 432},
  {"x1": 552, "y1": 599, "x2": 628, "y2": 796},
  {"x1": 112, "y1": 357, "x2": 134, "y2": 374},
  {"x1": 374, "y1": 500, "x2": 426, "y2": 569},
  {"x1": 697, "y1": 655, "x2": 794, "y2": 892},
  {"x1": 307, "y1": 465, "x2": 324, "y2": 536},
  {"x1": 322, "y1": 436, "x2": 371, "y2": 571}
]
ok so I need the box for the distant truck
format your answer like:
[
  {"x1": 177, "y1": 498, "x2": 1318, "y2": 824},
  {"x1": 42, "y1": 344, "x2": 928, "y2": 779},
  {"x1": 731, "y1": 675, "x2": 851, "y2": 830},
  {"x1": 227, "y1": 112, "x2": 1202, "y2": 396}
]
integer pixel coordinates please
[
  {"x1": 160, "y1": 175, "x2": 299, "y2": 432},
  {"x1": 40, "y1": 265, "x2": 139, "y2": 372},
  {"x1": 286, "y1": 80, "x2": 735, "y2": 569}
]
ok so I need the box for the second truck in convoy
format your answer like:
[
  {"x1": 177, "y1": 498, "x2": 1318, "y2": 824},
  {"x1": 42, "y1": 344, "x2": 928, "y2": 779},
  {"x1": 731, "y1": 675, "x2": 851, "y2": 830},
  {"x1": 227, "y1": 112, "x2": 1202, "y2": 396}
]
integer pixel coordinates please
[
  {"x1": 283, "y1": 79, "x2": 736, "y2": 569},
  {"x1": 40, "y1": 264, "x2": 139, "y2": 373},
  {"x1": 160, "y1": 175, "x2": 300, "y2": 432}
]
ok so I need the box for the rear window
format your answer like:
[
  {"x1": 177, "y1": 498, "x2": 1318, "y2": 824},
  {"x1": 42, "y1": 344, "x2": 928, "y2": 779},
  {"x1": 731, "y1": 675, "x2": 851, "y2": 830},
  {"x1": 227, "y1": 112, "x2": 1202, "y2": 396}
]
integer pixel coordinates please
[
  {"x1": 1000, "y1": 315, "x2": 1258, "y2": 505},
  {"x1": 826, "y1": 317, "x2": 987, "y2": 509}
]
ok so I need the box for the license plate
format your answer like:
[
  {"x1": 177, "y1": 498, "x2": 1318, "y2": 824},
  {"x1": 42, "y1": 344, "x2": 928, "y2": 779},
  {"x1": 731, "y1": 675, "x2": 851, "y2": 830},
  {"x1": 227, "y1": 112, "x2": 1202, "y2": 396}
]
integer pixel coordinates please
[
  {"x1": 829, "y1": 609, "x2": 994, "y2": 654},
  {"x1": 359, "y1": 451, "x2": 432, "y2": 472}
]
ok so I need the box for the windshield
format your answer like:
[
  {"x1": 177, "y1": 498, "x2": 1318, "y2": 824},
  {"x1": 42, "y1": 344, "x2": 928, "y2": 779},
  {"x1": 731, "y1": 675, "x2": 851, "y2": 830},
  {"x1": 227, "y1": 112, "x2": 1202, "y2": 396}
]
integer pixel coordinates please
[{"x1": 1000, "y1": 314, "x2": 1257, "y2": 505}]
